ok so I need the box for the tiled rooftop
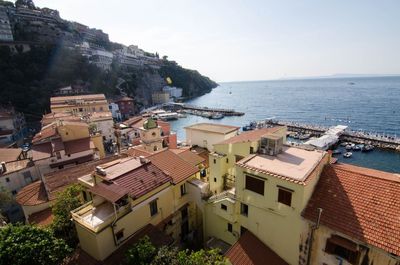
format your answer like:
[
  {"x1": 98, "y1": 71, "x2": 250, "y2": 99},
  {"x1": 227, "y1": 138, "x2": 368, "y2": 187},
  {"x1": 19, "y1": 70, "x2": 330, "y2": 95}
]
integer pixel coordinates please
[
  {"x1": 176, "y1": 149, "x2": 205, "y2": 166},
  {"x1": 0, "y1": 148, "x2": 22, "y2": 162},
  {"x1": 225, "y1": 231, "x2": 289, "y2": 265},
  {"x1": 238, "y1": 146, "x2": 326, "y2": 184},
  {"x1": 16, "y1": 181, "x2": 48, "y2": 206},
  {"x1": 148, "y1": 150, "x2": 199, "y2": 184},
  {"x1": 50, "y1": 94, "x2": 106, "y2": 103},
  {"x1": 303, "y1": 163, "x2": 400, "y2": 256},
  {"x1": 184, "y1": 123, "x2": 240, "y2": 135},
  {"x1": 64, "y1": 137, "x2": 93, "y2": 155}
]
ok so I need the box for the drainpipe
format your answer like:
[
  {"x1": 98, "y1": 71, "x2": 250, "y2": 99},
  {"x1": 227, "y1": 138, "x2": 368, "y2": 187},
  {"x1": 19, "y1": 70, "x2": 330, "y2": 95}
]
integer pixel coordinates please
[
  {"x1": 111, "y1": 203, "x2": 119, "y2": 246},
  {"x1": 306, "y1": 208, "x2": 323, "y2": 265}
]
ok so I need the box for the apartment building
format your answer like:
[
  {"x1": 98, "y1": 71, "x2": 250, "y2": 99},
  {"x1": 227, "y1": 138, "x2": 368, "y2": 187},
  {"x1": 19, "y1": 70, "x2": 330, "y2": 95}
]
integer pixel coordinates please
[
  {"x1": 0, "y1": 106, "x2": 27, "y2": 147},
  {"x1": 50, "y1": 94, "x2": 109, "y2": 114},
  {"x1": 0, "y1": 6, "x2": 13, "y2": 41},
  {"x1": 71, "y1": 150, "x2": 201, "y2": 261}
]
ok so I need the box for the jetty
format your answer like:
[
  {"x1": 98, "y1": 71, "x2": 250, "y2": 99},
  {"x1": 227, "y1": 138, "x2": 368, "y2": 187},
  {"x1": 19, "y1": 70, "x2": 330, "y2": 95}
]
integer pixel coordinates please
[
  {"x1": 162, "y1": 103, "x2": 245, "y2": 117},
  {"x1": 262, "y1": 119, "x2": 400, "y2": 151}
]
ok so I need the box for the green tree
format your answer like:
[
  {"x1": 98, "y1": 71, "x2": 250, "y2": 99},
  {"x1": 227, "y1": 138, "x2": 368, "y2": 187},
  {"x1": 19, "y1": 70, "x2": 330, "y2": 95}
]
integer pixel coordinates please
[
  {"x1": 0, "y1": 224, "x2": 72, "y2": 265},
  {"x1": 125, "y1": 236, "x2": 157, "y2": 265},
  {"x1": 51, "y1": 184, "x2": 84, "y2": 247}
]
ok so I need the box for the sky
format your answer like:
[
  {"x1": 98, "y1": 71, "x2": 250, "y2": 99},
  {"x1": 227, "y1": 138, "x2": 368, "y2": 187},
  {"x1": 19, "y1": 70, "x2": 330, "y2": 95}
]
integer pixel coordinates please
[{"x1": 34, "y1": 0, "x2": 400, "y2": 82}]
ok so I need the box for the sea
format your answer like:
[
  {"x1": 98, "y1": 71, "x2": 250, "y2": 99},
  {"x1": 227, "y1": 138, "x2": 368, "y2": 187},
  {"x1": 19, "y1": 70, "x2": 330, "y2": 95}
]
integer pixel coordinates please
[{"x1": 169, "y1": 76, "x2": 400, "y2": 173}]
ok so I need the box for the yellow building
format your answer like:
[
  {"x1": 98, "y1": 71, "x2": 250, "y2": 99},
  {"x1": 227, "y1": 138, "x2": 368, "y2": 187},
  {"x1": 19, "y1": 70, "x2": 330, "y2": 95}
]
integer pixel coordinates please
[
  {"x1": 72, "y1": 150, "x2": 201, "y2": 261},
  {"x1": 184, "y1": 123, "x2": 240, "y2": 151},
  {"x1": 50, "y1": 94, "x2": 109, "y2": 114},
  {"x1": 203, "y1": 131, "x2": 329, "y2": 265},
  {"x1": 152, "y1": 91, "x2": 170, "y2": 104}
]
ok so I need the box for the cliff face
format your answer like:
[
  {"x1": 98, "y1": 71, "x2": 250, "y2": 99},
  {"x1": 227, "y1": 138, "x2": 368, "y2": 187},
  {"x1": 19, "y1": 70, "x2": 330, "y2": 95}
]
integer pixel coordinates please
[{"x1": 0, "y1": 1, "x2": 218, "y2": 120}]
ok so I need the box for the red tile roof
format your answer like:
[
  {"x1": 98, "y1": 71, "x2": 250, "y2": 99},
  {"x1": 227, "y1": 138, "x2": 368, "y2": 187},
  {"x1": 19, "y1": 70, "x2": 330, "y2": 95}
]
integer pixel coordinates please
[
  {"x1": 111, "y1": 161, "x2": 171, "y2": 199},
  {"x1": 303, "y1": 163, "x2": 400, "y2": 256},
  {"x1": 225, "y1": 231, "x2": 289, "y2": 265},
  {"x1": 44, "y1": 155, "x2": 126, "y2": 200},
  {"x1": 32, "y1": 142, "x2": 53, "y2": 161},
  {"x1": 123, "y1": 116, "x2": 143, "y2": 127},
  {"x1": 216, "y1": 127, "x2": 285, "y2": 145},
  {"x1": 148, "y1": 150, "x2": 199, "y2": 184},
  {"x1": 89, "y1": 182, "x2": 129, "y2": 202},
  {"x1": 28, "y1": 208, "x2": 54, "y2": 227},
  {"x1": 64, "y1": 137, "x2": 92, "y2": 155},
  {"x1": 177, "y1": 149, "x2": 205, "y2": 166},
  {"x1": 0, "y1": 148, "x2": 22, "y2": 162},
  {"x1": 16, "y1": 180, "x2": 48, "y2": 206},
  {"x1": 184, "y1": 123, "x2": 240, "y2": 135},
  {"x1": 125, "y1": 146, "x2": 153, "y2": 157},
  {"x1": 32, "y1": 125, "x2": 58, "y2": 143}
]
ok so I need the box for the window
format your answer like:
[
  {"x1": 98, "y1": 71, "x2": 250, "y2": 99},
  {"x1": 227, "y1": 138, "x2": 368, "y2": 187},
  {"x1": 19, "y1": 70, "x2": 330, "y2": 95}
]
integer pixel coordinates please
[
  {"x1": 325, "y1": 235, "x2": 359, "y2": 264},
  {"x1": 180, "y1": 183, "x2": 187, "y2": 196},
  {"x1": 11, "y1": 190, "x2": 17, "y2": 195},
  {"x1": 92, "y1": 107, "x2": 96, "y2": 112},
  {"x1": 278, "y1": 187, "x2": 293, "y2": 206},
  {"x1": 115, "y1": 230, "x2": 124, "y2": 242},
  {"x1": 79, "y1": 108, "x2": 83, "y2": 112},
  {"x1": 100, "y1": 107, "x2": 104, "y2": 111},
  {"x1": 152, "y1": 132, "x2": 156, "y2": 137},
  {"x1": 240, "y1": 203, "x2": 248, "y2": 217},
  {"x1": 23, "y1": 171, "x2": 32, "y2": 183},
  {"x1": 149, "y1": 200, "x2": 158, "y2": 216},
  {"x1": 214, "y1": 177, "x2": 217, "y2": 182},
  {"x1": 5, "y1": 177, "x2": 10, "y2": 182},
  {"x1": 245, "y1": 175, "x2": 265, "y2": 195},
  {"x1": 221, "y1": 204, "x2": 227, "y2": 211},
  {"x1": 226, "y1": 158, "x2": 229, "y2": 163},
  {"x1": 227, "y1": 223, "x2": 232, "y2": 232},
  {"x1": 213, "y1": 159, "x2": 216, "y2": 164},
  {"x1": 249, "y1": 146, "x2": 254, "y2": 154},
  {"x1": 56, "y1": 151, "x2": 61, "y2": 159},
  {"x1": 240, "y1": 226, "x2": 248, "y2": 236}
]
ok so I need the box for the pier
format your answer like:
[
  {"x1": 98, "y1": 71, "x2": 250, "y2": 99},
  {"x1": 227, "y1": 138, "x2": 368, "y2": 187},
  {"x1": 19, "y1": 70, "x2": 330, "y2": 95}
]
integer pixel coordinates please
[
  {"x1": 164, "y1": 103, "x2": 245, "y2": 116},
  {"x1": 263, "y1": 120, "x2": 400, "y2": 151}
]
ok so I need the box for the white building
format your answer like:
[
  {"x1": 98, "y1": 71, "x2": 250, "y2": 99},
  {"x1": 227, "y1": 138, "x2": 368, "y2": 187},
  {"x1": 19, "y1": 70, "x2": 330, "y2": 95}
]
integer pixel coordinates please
[
  {"x1": 90, "y1": 50, "x2": 113, "y2": 70},
  {"x1": 108, "y1": 102, "x2": 122, "y2": 121},
  {"x1": 162, "y1": 86, "x2": 183, "y2": 99},
  {"x1": 0, "y1": 7, "x2": 13, "y2": 41},
  {"x1": 114, "y1": 47, "x2": 142, "y2": 68}
]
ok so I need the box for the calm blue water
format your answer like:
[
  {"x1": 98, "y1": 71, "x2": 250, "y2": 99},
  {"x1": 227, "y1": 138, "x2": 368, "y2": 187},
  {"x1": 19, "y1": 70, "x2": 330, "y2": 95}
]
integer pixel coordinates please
[{"x1": 170, "y1": 76, "x2": 400, "y2": 173}]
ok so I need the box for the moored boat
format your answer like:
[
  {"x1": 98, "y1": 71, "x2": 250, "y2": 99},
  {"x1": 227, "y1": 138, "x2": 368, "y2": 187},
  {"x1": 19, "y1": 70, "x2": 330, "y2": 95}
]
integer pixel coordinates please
[
  {"x1": 362, "y1": 144, "x2": 374, "y2": 152},
  {"x1": 211, "y1": 113, "x2": 224, "y2": 119},
  {"x1": 343, "y1": 152, "x2": 353, "y2": 158}
]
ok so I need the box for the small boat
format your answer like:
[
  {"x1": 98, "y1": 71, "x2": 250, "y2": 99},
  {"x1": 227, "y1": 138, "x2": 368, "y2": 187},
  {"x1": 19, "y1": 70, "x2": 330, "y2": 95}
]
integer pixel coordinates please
[
  {"x1": 292, "y1": 133, "x2": 300, "y2": 139},
  {"x1": 348, "y1": 82, "x2": 355, "y2": 85},
  {"x1": 345, "y1": 145, "x2": 353, "y2": 150},
  {"x1": 211, "y1": 113, "x2": 224, "y2": 119},
  {"x1": 299, "y1": 133, "x2": 311, "y2": 140},
  {"x1": 340, "y1": 142, "x2": 349, "y2": 147},
  {"x1": 353, "y1": 145, "x2": 362, "y2": 151},
  {"x1": 362, "y1": 144, "x2": 374, "y2": 152},
  {"x1": 332, "y1": 150, "x2": 342, "y2": 155},
  {"x1": 343, "y1": 152, "x2": 353, "y2": 158}
]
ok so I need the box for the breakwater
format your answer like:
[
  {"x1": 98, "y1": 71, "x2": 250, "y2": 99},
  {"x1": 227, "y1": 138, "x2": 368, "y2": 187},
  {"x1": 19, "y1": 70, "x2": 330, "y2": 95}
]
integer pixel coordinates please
[{"x1": 265, "y1": 120, "x2": 400, "y2": 151}]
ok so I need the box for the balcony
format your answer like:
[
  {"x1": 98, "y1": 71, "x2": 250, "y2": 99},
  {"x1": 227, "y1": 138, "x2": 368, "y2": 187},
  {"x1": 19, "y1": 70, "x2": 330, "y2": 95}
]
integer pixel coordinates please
[{"x1": 71, "y1": 201, "x2": 131, "y2": 232}]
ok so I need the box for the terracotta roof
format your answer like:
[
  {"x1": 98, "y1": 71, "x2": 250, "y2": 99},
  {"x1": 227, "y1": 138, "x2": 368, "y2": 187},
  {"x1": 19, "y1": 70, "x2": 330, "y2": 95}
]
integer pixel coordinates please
[
  {"x1": 216, "y1": 127, "x2": 285, "y2": 145},
  {"x1": 49, "y1": 154, "x2": 94, "y2": 168},
  {"x1": 111, "y1": 161, "x2": 171, "y2": 199},
  {"x1": 0, "y1": 148, "x2": 22, "y2": 162},
  {"x1": 32, "y1": 142, "x2": 53, "y2": 161},
  {"x1": 44, "y1": 155, "x2": 126, "y2": 200},
  {"x1": 177, "y1": 149, "x2": 205, "y2": 166},
  {"x1": 63, "y1": 224, "x2": 173, "y2": 265},
  {"x1": 303, "y1": 163, "x2": 400, "y2": 256},
  {"x1": 28, "y1": 208, "x2": 54, "y2": 227},
  {"x1": 50, "y1": 94, "x2": 106, "y2": 103},
  {"x1": 16, "y1": 181, "x2": 48, "y2": 206},
  {"x1": 184, "y1": 123, "x2": 240, "y2": 135},
  {"x1": 125, "y1": 147, "x2": 153, "y2": 157},
  {"x1": 89, "y1": 182, "x2": 129, "y2": 202},
  {"x1": 123, "y1": 116, "x2": 143, "y2": 127},
  {"x1": 64, "y1": 137, "x2": 92, "y2": 155},
  {"x1": 225, "y1": 231, "x2": 289, "y2": 265},
  {"x1": 148, "y1": 150, "x2": 199, "y2": 184},
  {"x1": 32, "y1": 125, "x2": 58, "y2": 143}
]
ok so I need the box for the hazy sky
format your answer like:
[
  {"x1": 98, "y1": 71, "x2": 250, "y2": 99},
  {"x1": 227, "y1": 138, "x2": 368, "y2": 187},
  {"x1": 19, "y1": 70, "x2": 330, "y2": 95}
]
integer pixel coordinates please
[{"x1": 35, "y1": 0, "x2": 400, "y2": 82}]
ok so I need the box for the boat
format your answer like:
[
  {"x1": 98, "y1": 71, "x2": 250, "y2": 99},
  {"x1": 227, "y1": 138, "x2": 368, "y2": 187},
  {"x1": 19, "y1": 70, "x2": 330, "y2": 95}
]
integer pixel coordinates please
[
  {"x1": 340, "y1": 142, "x2": 349, "y2": 147},
  {"x1": 332, "y1": 150, "x2": 342, "y2": 155},
  {"x1": 211, "y1": 113, "x2": 224, "y2": 119},
  {"x1": 348, "y1": 82, "x2": 355, "y2": 85},
  {"x1": 177, "y1": 113, "x2": 187, "y2": 118},
  {"x1": 353, "y1": 145, "x2": 362, "y2": 151},
  {"x1": 299, "y1": 133, "x2": 311, "y2": 140},
  {"x1": 292, "y1": 133, "x2": 300, "y2": 139},
  {"x1": 345, "y1": 145, "x2": 353, "y2": 150},
  {"x1": 362, "y1": 144, "x2": 374, "y2": 152},
  {"x1": 343, "y1": 152, "x2": 353, "y2": 158}
]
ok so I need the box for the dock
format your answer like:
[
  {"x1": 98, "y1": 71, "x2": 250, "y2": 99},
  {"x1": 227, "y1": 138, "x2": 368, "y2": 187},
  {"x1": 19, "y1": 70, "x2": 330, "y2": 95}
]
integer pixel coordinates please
[
  {"x1": 263, "y1": 120, "x2": 400, "y2": 151},
  {"x1": 161, "y1": 103, "x2": 245, "y2": 117}
]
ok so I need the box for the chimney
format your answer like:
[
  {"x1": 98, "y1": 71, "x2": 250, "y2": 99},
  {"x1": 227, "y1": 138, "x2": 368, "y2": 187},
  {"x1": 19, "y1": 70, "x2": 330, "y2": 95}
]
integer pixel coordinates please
[
  {"x1": 95, "y1": 166, "x2": 106, "y2": 176},
  {"x1": 1, "y1": 162, "x2": 6, "y2": 173},
  {"x1": 139, "y1": 156, "x2": 147, "y2": 164}
]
